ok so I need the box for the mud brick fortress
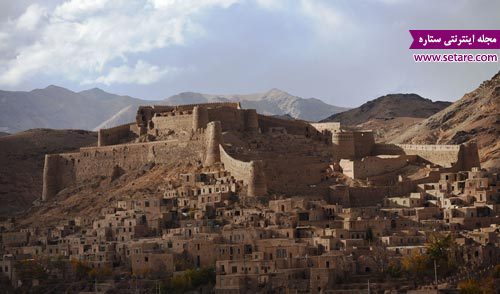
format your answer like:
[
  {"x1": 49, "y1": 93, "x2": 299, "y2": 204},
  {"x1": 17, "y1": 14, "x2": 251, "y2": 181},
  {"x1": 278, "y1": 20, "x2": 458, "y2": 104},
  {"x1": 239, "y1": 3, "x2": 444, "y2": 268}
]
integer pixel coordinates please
[
  {"x1": 3, "y1": 102, "x2": 495, "y2": 293},
  {"x1": 42, "y1": 103, "x2": 480, "y2": 203}
]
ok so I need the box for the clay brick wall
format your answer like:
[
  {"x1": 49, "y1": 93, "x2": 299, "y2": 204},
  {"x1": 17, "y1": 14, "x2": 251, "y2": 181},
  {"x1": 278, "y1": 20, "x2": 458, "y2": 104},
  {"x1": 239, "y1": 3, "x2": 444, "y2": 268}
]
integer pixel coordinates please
[
  {"x1": 98, "y1": 123, "x2": 134, "y2": 147},
  {"x1": 330, "y1": 183, "x2": 415, "y2": 207},
  {"x1": 150, "y1": 112, "x2": 194, "y2": 134},
  {"x1": 331, "y1": 132, "x2": 355, "y2": 161},
  {"x1": 340, "y1": 155, "x2": 417, "y2": 179},
  {"x1": 207, "y1": 107, "x2": 246, "y2": 131},
  {"x1": 374, "y1": 143, "x2": 464, "y2": 168},
  {"x1": 42, "y1": 139, "x2": 205, "y2": 200},
  {"x1": 311, "y1": 122, "x2": 341, "y2": 132},
  {"x1": 219, "y1": 146, "x2": 267, "y2": 196},
  {"x1": 352, "y1": 131, "x2": 375, "y2": 158}
]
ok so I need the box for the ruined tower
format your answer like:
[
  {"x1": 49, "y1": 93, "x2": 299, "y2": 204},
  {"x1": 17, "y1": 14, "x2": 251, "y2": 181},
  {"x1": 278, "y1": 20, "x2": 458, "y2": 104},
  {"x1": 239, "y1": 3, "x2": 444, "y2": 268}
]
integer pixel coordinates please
[
  {"x1": 192, "y1": 105, "x2": 209, "y2": 131},
  {"x1": 244, "y1": 109, "x2": 259, "y2": 133},
  {"x1": 331, "y1": 131, "x2": 355, "y2": 161},
  {"x1": 204, "y1": 121, "x2": 223, "y2": 166},
  {"x1": 247, "y1": 160, "x2": 267, "y2": 197},
  {"x1": 42, "y1": 154, "x2": 75, "y2": 201}
]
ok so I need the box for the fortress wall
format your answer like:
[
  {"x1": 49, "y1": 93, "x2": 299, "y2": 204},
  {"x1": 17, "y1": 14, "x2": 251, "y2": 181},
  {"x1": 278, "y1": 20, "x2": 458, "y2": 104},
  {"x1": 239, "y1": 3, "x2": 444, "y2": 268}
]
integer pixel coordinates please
[
  {"x1": 204, "y1": 122, "x2": 222, "y2": 166},
  {"x1": 257, "y1": 115, "x2": 319, "y2": 137},
  {"x1": 461, "y1": 142, "x2": 481, "y2": 170},
  {"x1": 263, "y1": 158, "x2": 329, "y2": 195},
  {"x1": 352, "y1": 131, "x2": 375, "y2": 158},
  {"x1": 243, "y1": 109, "x2": 259, "y2": 133},
  {"x1": 192, "y1": 106, "x2": 209, "y2": 130},
  {"x1": 151, "y1": 113, "x2": 194, "y2": 135},
  {"x1": 175, "y1": 102, "x2": 241, "y2": 111},
  {"x1": 332, "y1": 132, "x2": 355, "y2": 161},
  {"x1": 219, "y1": 146, "x2": 267, "y2": 196},
  {"x1": 42, "y1": 140, "x2": 205, "y2": 200},
  {"x1": 98, "y1": 123, "x2": 134, "y2": 147},
  {"x1": 329, "y1": 184, "x2": 415, "y2": 207},
  {"x1": 311, "y1": 122, "x2": 341, "y2": 133},
  {"x1": 373, "y1": 144, "x2": 462, "y2": 168},
  {"x1": 207, "y1": 107, "x2": 245, "y2": 132},
  {"x1": 339, "y1": 155, "x2": 417, "y2": 179},
  {"x1": 42, "y1": 154, "x2": 77, "y2": 201}
]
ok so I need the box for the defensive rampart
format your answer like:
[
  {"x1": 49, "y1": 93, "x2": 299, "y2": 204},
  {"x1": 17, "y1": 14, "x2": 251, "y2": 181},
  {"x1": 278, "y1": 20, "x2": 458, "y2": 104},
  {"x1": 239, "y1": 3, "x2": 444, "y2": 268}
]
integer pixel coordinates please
[
  {"x1": 42, "y1": 139, "x2": 205, "y2": 201},
  {"x1": 219, "y1": 146, "x2": 267, "y2": 197},
  {"x1": 373, "y1": 143, "x2": 480, "y2": 170},
  {"x1": 339, "y1": 155, "x2": 417, "y2": 179},
  {"x1": 98, "y1": 123, "x2": 136, "y2": 147}
]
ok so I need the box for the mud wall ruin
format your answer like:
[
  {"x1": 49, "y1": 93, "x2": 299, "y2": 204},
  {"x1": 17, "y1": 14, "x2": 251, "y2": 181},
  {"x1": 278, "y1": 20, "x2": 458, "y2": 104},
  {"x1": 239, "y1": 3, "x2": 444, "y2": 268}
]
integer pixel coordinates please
[
  {"x1": 373, "y1": 142, "x2": 480, "y2": 170},
  {"x1": 42, "y1": 139, "x2": 205, "y2": 201},
  {"x1": 339, "y1": 155, "x2": 417, "y2": 179},
  {"x1": 219, "y1": 146, "x2": 267, "y2": 197},
  {"x1": 98, "y1": 123, "x2": 137, "y2": 147}
]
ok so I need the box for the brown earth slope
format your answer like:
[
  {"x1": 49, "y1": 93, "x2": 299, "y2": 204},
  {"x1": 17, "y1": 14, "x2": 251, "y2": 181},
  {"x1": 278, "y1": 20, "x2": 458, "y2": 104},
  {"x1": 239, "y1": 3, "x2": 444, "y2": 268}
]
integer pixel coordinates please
[
  {"x1": 394, "y1": 71, "x2": 500, "y2": 170},
  {"x1": 0, "y1": 129, "x2": 97, "y2": 217},
  {"x1": 321, "y1": 93, "x2": 451, "y2": 126}
]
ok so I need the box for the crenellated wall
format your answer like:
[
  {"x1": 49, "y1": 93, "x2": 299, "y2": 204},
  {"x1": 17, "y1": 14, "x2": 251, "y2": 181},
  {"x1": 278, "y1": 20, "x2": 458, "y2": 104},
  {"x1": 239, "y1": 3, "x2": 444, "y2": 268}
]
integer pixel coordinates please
[{"x1": 219, "y1": 146, "x2": 267, "y2": 197}]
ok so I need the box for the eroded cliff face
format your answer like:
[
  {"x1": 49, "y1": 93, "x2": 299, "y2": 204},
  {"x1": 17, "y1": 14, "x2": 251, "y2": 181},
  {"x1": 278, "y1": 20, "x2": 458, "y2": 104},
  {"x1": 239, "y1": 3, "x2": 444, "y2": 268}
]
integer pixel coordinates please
[{"x1": 394, "y1": 71, "x2": 500, "y2": 170}]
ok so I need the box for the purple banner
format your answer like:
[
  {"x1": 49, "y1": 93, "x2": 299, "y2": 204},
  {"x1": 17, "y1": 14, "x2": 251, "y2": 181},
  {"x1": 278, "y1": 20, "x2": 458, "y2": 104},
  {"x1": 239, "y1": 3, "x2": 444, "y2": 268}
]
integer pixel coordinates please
[{"x1": 409, "y1": 30, "x2": 500, "y2": 49}]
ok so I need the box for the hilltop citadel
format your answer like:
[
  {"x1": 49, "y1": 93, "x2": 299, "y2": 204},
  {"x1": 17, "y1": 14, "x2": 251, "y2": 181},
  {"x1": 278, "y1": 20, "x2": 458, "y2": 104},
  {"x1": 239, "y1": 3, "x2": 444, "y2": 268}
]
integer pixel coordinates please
[{"x1": 1, "y1": 103, "x2": 498, "y2": 293}]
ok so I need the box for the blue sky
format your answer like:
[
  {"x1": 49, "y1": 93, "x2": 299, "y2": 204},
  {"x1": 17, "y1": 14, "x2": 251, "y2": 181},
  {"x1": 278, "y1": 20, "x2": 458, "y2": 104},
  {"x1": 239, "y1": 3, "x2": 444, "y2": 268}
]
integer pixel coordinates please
[{"x1": 0, "y1": 0, "x2": 499, "y2": 107}]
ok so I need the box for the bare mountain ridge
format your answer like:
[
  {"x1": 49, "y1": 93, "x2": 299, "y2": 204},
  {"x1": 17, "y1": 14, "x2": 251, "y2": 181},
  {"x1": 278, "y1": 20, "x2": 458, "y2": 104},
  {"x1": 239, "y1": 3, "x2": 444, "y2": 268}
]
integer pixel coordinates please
[
  {"x1": 163, "y1": 88, "x2": 349, "y2": 122},
  {"x1": 321, "y1": 93, "x2": 451, "y2": 126},
  {"x1": 0, "y1": 87, "x2": 347, "y2": 133},
  {"x1": 394, "y1": 71, "x2": 500, "y2": 170},
  {"x1": 0, "y1": 86, "x2": 145, "y2": 133}
]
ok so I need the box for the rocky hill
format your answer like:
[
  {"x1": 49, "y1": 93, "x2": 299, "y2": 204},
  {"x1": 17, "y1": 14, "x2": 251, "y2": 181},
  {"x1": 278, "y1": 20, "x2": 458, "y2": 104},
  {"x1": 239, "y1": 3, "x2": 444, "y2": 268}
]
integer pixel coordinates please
[
  {"x1": 0, "y1": 86, "x2": 146, "y2": 133},
  {"x1": 394, "y1": 71, "x2": 500, "y2": 170},
  {"x1": 0, "y1": 129, "x2": 96, "y2": 216},
  {"x1": 164, "y1": 88, "x2": 348, "y2": 122},
  {"x1": 321, "y1": 94, "x2": 451, "y2": 126}
]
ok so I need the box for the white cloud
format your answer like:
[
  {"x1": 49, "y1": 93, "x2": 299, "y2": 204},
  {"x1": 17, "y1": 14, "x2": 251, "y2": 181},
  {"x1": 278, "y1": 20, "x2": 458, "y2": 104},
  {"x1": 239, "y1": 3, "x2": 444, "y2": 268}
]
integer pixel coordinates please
[
  {"x1": 0, "y1": 0, "x2": 238, "y2": 86},
  {"x1": 299, "y1": 0, "x2": 344, "y2": 34},
  {"x1": 16, "y1": 4, "x2": 47, "y2": 31},
  {"x1": 92, "y1": 60, "x2": 172, "y2": 85}
]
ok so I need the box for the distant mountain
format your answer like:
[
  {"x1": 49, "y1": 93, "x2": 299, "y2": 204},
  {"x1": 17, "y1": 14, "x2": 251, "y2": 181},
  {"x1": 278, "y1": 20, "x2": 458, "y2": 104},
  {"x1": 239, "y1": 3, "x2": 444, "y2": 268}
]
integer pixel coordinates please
[
  {"x1": 164, "y1": 88, "x2": 349, "y2": 122},
  {"x1": 394, "y1": 72, "x2": 500, "y2": 170},
  {"x1": 0, "y1": 129, "x2": 96, "y2": 216},
  {"x1": 0, "y1": 86, "x2": 147, "y2": 133},
  {"x1": 0, "y1": 86, "x2": 345, "y2": 133},
  {"x1": 321, "y1": 94, "x2": 451, "y2": 126},
  {"x1": 0, "y1": 132, "x2": 9, "y2": 137}
]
